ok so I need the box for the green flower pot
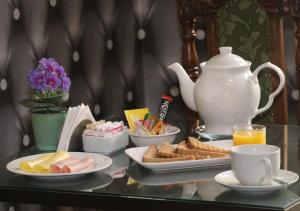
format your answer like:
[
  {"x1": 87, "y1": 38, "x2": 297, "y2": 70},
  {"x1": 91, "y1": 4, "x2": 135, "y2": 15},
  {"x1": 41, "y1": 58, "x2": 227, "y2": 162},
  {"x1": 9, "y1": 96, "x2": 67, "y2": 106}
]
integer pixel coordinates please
[{"x1": 31, "y1": 112, "x2": 66, "y2": 151}]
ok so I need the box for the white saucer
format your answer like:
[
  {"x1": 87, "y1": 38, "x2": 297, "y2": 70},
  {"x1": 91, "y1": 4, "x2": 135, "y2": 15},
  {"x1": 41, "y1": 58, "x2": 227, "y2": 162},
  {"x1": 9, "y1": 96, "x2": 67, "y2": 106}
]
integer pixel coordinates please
[{"x1": 215, "y1": 170, "x2": 299, "y2": 194}]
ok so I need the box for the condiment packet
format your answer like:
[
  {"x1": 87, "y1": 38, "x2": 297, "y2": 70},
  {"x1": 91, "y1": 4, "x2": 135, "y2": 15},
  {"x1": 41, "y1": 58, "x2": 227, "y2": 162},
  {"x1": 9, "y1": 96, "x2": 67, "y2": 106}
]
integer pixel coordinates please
[
  {"x1": 143, "y1": 114, "x2": 157, "y2": 130},
  {"x1": 124, "y1": 108, "x2": 149, "y2": 132},
  {"x1": 95, "y1": 121, "x2": 125, "y2": 136},
  {"x1": 83, "y1": 120, "x2": 125, "y2": 137},
  {"x1": 157, "y1": 95, "x2": 173, "y2": 121},
  {"x1": 124, "y1": 95, "x2": 173, "y2": 135},
  {"x1": 83, "y1": 129, "x2": 102, "y2": 137},
  {"x1": 86, "y1": 120, "x2": 105, "y2": 130},
  {"x1": 134, "y1": 120, "x2": 150, "y2": 135}
]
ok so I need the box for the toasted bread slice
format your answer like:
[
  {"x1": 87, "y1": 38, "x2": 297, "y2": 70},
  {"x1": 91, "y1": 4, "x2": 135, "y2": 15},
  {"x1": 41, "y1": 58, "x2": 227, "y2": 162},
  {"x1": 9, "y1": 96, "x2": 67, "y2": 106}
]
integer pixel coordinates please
[
  {"x1": 158, "y1": 142, "x2": 180, "y2": 158},
  {"x1": 143, "y1": 144, "x2": 195, "y2": 163},
  {"x1": 143, "y1": 156, "x2": 195, "y2": 163},
  {"x1": 177, "y1": 141, "x2": 228, "y2": 158},
  {"x1": 143, "y1": 145, "x2": 160, "y2": 161},
  {"x1": 188, "y1": 137, "x2": 230, "y2": 154}
]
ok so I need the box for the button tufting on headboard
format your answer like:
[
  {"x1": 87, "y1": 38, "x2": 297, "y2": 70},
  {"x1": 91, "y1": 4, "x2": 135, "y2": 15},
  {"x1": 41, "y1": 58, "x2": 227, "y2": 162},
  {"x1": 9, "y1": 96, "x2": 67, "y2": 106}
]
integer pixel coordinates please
[{"x1": 0, "y1": 0, "x2": 188, "y2": 160}]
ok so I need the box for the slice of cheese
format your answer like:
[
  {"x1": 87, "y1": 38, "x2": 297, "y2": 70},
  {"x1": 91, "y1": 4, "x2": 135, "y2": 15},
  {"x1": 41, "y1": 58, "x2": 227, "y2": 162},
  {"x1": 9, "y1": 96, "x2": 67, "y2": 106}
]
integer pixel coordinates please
[
  {"x1": 20, "y1": 153, "x2": 54, "y2": 173},
  {"x1": 32, "y1": 151, "x2": 70, "y2": 173}
]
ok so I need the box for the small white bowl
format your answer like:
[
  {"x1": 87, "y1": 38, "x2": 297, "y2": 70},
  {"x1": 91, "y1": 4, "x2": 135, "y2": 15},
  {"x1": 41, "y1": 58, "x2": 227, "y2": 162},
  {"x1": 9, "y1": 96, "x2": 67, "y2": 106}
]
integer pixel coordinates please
[
  {"x1": 82, "y1": 130, "x2": 129, "y2": 155},
  {"x1": 129, "y1": 126, "x2": 181, "y2": 147}
]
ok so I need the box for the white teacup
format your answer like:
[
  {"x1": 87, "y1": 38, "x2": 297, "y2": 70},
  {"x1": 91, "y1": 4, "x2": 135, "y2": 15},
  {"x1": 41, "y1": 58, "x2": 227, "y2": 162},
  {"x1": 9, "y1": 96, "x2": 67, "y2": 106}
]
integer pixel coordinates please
[{"x1": 231, "y1": 144, "x2": 280, "y2": 186}]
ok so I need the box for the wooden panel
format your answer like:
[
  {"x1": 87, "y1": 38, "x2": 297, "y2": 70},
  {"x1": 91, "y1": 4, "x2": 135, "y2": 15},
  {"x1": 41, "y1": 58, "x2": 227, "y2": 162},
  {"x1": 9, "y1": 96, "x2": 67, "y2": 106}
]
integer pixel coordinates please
[
  {"x1": 290, "y1": 0, "x2": 300, "y2": 124},
  {"x1": 261, "y1": 0, "x2": 289, "y2": 124},
  {"x1": 177, "y1": 0, "x2": 200, "y2": 133},
  {"x1": 177, "y1": 0, "x2": 200, "y2": 81},
  {"x1": 191, "y1": 0, "x2": 224, "y2": 57}
]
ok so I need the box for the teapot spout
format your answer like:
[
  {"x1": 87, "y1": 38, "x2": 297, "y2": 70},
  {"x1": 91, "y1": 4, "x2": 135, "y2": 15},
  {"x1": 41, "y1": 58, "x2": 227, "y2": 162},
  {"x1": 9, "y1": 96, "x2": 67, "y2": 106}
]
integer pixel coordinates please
[{"x1": 168, "y1": 63, "x2": 197, "y2": 111}]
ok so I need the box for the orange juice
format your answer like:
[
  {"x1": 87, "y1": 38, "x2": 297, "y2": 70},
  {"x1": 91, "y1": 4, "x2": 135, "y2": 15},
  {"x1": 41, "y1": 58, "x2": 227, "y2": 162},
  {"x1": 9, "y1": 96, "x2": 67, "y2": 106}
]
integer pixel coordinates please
[
  {"x1": 232, "y1": 124, "x2": 266, "y2": 146},
  {"x1": 233, "y1": 130, "x2": 266, "y2": 145}
]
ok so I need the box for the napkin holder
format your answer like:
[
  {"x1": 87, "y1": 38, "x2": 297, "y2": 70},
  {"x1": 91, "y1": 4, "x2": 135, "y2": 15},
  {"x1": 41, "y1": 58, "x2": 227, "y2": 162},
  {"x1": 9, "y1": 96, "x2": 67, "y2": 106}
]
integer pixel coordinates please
[
  {"x1": 57, "y1": 104, "x2": 95, "y2": 151},
  {"x1": 68, "y1": 119, "x2": 94, "y2": 151}
]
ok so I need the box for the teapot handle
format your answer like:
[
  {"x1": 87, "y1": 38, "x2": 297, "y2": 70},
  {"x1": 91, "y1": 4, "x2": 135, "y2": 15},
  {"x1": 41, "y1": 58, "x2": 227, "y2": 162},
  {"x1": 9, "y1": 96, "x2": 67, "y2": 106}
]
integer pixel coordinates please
[{"x1": 252, "y1": 62, "x2": 285, "y2": 119}]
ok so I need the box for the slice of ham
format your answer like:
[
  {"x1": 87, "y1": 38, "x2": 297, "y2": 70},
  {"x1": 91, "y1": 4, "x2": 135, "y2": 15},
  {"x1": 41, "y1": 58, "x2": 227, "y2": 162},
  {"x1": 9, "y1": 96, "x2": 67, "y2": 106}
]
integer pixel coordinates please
[
  {"x1": 50, "y1": 157, "x2": 80, "y2": 173},
  {"x1": 62, "y1": 157, "x2": 94, "y2": 173}
]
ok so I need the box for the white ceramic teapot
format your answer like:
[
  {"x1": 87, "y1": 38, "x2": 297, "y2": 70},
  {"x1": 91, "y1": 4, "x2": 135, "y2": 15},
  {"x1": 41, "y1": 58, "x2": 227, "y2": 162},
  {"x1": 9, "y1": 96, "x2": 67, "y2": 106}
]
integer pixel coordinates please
[{"x1": 168, "y1": 47, "x2": 285, "y2": 135}]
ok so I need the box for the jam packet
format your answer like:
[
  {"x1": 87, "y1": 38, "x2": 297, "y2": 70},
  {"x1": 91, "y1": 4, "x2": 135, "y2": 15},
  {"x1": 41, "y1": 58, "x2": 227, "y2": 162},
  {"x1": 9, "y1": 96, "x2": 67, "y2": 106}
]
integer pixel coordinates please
[{"x1": 124, "y1": 108, "x2": 149, "y2": 133}]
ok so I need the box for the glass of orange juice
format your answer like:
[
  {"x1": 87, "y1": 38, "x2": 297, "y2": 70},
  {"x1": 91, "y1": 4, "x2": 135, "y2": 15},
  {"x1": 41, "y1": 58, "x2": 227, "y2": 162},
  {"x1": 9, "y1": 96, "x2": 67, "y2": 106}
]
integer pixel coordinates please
[{"x1": 232, "y1": 124, "x2": 266, "y2": 146}]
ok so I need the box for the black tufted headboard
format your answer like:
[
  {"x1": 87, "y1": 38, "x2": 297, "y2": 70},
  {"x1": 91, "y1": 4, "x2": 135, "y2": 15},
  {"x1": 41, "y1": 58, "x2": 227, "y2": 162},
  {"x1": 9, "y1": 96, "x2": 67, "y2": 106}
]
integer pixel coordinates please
[{"x1": 0, "y1": 0, "x2": 187, "y2": 159}]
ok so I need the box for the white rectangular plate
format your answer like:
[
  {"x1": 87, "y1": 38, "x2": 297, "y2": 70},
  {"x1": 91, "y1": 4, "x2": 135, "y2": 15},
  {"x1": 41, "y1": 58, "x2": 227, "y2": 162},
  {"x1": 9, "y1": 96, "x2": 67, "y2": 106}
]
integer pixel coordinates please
[{"x1": 125, "y1": 140, "x2": 233, "y2": 172}]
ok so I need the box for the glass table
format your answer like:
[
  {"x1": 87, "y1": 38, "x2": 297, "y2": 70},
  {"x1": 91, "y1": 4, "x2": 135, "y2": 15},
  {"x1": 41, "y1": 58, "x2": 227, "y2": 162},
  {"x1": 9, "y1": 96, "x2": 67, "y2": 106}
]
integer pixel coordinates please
[{"x1": 0, "y1": 124, "x2": 299, "y2": 211}]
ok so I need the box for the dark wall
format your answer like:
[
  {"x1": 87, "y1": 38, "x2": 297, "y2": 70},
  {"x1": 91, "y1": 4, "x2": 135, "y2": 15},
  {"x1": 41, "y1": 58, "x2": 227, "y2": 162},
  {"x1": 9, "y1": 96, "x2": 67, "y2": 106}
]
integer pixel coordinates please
[
  {"x1": 0, "y1": 0, "x2": 189, "y2": 160},
  {"x1": 0, "y1": 0, "x2": 189, "y2": 210}
]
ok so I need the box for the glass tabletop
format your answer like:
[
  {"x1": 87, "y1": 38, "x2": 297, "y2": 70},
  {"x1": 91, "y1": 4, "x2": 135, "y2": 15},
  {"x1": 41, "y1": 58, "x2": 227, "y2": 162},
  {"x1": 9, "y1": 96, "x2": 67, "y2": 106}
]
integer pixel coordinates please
[{"x1": 0, "y1": 124, "x2": 299, "y2": 211}]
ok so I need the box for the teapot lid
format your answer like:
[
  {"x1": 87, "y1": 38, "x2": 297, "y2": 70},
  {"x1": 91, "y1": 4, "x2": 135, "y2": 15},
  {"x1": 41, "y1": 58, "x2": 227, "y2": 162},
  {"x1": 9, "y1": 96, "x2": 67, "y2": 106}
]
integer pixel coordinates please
[{"x1": 204, "y1": 47, "x2": 250, "y2": 68}]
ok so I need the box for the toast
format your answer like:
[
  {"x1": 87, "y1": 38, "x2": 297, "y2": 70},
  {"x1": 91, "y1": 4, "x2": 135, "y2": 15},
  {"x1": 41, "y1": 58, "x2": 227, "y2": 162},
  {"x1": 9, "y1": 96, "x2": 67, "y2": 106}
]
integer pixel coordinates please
[
  {"x1": 188, "y1": 137, "x2": 230, "y2": 154},
  {"x1": 143, "y1": 144, "x2": 195, "y2": 163},
  {"x1": 142, "y1": 137, "x2": 229, "y2": 163},
  {"x1": 177, "y1": 141, "x2": 229, "y2": 159},
  {"x1": 143, "y1": 145, "x2": 160, "y2": 161},
  {"x1": 158, "y1": 142, "x2": 180, "y2": 158}
]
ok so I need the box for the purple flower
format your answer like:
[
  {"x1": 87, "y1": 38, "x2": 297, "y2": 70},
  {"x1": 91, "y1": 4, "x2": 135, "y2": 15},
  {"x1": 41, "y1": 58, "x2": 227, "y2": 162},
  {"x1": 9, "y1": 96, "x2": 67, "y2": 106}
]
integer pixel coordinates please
[
  {"x1": 22, "y1": 57, "x2": 71, "y2": 113},
  {"x1": 55, "y1": 66, "x2": 66, "y2": 78},
  {"x1": 27, "y1": 57, "x2": 71, "y2": 93},
  {"x1": 44, "y1": 75, "x2": 61, "y2": 91},
  {"x1": 39, "y1": 58, "x2": 59, "y2": 67},
  {"x1": 27, "y1": 69, "x2": 45, "y2": 91},
  {"x1": 39, "y1": 58, "x2": 59, "y2": 74},
  {"x1": 20, "y1": 58, "x2": 71, "y2": 113},
  {"x1": 61, "y1": 76, "x2": 71, "y2": 92}
]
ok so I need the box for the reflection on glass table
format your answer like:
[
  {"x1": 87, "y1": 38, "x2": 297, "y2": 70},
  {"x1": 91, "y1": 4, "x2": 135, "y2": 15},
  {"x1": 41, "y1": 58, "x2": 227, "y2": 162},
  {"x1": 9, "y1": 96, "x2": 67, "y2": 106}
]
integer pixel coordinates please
[{"x1": 10, "y1": 172, "x2": 113, "y2": 192}]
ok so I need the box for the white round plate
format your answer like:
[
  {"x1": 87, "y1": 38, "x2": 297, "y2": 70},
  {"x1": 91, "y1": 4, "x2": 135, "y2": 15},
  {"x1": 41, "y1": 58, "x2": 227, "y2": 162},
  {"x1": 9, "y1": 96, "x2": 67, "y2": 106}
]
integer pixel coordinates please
[
  {"x1": 6, "y1": 152, "x2": 112, "y2": 180},
  {"x1": 215, "y1": 170, "x2": 299, "y2": 194}
]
